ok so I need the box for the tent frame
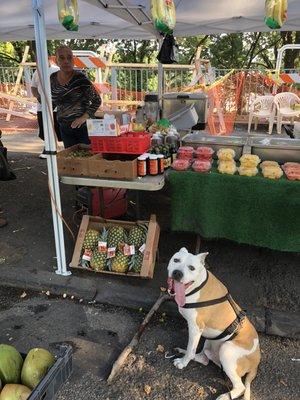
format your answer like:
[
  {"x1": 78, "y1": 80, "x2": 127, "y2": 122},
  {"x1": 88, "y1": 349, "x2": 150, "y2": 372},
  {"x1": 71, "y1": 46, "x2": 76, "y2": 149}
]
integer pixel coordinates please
[{"x1": 32, "y1": 0, "x2": 70, "y2": 276}]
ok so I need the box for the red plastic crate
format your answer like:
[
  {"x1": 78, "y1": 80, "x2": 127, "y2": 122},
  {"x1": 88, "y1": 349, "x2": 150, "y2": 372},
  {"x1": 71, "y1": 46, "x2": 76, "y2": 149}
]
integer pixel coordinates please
[{"x1": 90, "y1": 132, "x2": 151, "y2": 154}]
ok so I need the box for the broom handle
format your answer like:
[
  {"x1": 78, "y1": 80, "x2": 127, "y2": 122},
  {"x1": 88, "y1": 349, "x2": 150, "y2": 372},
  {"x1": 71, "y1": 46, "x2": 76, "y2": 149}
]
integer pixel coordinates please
[{"x1": 107, "y1": 293, "x2": 171, "y2": 383}]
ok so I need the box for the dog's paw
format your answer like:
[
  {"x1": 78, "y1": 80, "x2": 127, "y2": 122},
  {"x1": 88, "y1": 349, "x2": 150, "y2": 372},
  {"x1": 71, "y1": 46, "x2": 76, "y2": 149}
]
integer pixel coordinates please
[
  {"x1": 174, "y1": 347, "x2": 186, "y2": 355},
  {"x1": 173, "y1": 357, "x2": 189, "y2": 369},
  {"x1": 216, "y1": 394, "x2": 231, "y2": 400}
]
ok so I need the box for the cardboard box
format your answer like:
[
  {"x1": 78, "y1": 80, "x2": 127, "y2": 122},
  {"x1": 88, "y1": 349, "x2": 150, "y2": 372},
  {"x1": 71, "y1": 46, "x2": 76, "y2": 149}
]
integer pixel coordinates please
[
  {"x1": 57, "y1": 145, "x2": 138, "y2": 180},
  {"x1": 70, "y1": 214, "x2": 160, "y2": 279},
  {"x1": 87, "y1": 116, "x2": 118, "y2": 136},
  {"x1": 89, "y1": 153, "x2": 138, "y2": 180},
  {"x1": 57, "y1": 144, "x2": 92, "y2": 176}
]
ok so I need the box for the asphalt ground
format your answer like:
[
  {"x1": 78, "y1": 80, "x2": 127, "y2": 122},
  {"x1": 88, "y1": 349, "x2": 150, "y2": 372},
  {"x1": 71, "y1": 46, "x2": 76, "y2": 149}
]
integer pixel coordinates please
[{"x1": 0, "y1": 285, "x2": 299, "y2": 400}]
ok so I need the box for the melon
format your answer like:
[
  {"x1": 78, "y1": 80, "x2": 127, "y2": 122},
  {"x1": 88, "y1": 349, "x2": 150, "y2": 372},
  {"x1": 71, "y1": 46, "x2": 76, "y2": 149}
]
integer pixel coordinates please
[
  {"x1": 0, "y1": 345, "x2": 23, "y2": 384},
  {"x1": 0, "y1": 384, "x2": 31, "y2": 400},
  {"x1": 21, "y1": 348, "x2": 55, "y2": 389}
]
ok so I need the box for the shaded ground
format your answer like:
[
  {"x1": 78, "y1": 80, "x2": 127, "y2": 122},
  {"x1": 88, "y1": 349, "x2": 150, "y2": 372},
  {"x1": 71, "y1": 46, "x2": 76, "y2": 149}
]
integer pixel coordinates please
[{"x1": 0, "y1": 286, "x2": 298, "y2": 400}]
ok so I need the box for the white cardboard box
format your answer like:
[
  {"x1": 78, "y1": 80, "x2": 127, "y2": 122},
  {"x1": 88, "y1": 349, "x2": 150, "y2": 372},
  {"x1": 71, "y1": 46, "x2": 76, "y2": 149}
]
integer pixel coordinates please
[{"x1": 87, "y1": 115, "x2": 118, "y2": 136}]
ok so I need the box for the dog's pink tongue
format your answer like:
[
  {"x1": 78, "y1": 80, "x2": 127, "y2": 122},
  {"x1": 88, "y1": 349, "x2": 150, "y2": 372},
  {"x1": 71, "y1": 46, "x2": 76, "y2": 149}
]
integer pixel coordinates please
[{"x1": 174, "y1": 281, "x2": 186, "y2": 307}]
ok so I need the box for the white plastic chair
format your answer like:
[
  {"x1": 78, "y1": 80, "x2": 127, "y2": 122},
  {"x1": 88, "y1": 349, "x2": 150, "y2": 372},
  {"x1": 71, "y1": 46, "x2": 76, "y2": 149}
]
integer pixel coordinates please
[
  {"x1": 274, "y1": 92, "x2": 300, "y2": 134},
  {"x1": 247, "y1": 95, "x2": 275, "y2": 135}
]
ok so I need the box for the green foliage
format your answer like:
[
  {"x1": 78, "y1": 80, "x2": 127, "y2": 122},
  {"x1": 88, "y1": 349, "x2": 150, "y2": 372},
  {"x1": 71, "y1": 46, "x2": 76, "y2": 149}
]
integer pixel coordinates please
[{"x1": 0, "y1": 32, "x2": 299, "y2": 71}]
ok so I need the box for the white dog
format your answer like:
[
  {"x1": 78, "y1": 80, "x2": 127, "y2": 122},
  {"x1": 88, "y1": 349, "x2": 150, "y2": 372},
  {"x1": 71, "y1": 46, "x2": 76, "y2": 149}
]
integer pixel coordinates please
[{"x1": 167, "y1": 248, "x2": 260, "y2": 400}]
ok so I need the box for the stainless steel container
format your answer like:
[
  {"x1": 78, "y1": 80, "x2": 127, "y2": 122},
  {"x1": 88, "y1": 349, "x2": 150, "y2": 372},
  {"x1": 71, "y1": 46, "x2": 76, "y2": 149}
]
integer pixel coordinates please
[
  {"x1": 163, "y1": 92, "x2": 208, "y2": 129},
  {"x1": 182, "y1": 132, "x2": 247, "y2": 160},
  {"x1": 249, "y1": 137, "x2": 300, "y2": 163}
]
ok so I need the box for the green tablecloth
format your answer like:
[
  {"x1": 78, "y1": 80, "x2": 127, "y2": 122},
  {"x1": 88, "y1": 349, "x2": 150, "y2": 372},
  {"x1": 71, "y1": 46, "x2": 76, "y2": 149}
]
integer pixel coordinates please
[{"x1": 169, "y1": 169, "x2": 300, "y2": 252}]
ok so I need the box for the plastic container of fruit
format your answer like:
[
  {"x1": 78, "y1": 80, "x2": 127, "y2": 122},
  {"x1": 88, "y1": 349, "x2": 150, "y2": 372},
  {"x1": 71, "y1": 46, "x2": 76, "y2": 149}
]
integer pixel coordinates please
[
  {"x1": 171, "y1": 159, "x2": 191, "y2": 171},
  {"x1": 192, "y1": 160, "x2": 212, "y2": 173},
  {"x1": 282, "y1": 162, "x2": 300, "y2": 171},
  {"x1": 27, "y1": 344, "x2": 72, "y2": 400},
  {"x1": 177, "y1": 146, "x2": 194, "y2": 160},
  {"x1": 194, "y1": 146, "x2": 214, "y2": 161},
  {"x1": 284, "y1": 170, "x2": 300, "y2": 180}
]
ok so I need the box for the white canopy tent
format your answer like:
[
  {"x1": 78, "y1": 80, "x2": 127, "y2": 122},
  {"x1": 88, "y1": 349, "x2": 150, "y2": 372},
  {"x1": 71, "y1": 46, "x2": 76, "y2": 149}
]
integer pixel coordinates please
[
  {"x1": 1, "y1": 0, "x2": 299, "y2": 41},
  {"x1": 0, "y1": 0, "x2": 299, "y2": 276}
]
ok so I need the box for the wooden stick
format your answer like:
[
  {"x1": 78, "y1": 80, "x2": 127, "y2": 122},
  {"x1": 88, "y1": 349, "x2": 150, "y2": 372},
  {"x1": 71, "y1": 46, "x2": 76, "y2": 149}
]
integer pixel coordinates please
[
  {"x1": 6, "y1": 45, "x2": 30, "y2": 122},
  {"x1": 0, "y1": 92, "x2": 36, "y2": 105},
  {"x1": 107, "y1": 293, "x2": 171, "y2": 384}
]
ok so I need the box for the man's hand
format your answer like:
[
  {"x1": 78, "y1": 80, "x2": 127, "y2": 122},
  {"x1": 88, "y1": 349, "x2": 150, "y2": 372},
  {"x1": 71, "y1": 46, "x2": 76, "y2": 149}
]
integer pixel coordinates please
[
  {"x1": 31, "y1": 86, "x2": 41, "y2": 103},
  {"x1": 71, "y1": 113, "x2": 88, "y2": 129}
]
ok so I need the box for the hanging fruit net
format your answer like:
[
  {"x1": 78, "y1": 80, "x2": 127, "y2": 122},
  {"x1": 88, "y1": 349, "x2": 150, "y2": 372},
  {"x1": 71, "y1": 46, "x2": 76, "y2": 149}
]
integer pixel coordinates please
[
  {"x1": 204, "y1": 71, "x2": 245, "y2": 135},
  {"x1": 181, "y1": 71, "x2": 245, "y2": 135}
]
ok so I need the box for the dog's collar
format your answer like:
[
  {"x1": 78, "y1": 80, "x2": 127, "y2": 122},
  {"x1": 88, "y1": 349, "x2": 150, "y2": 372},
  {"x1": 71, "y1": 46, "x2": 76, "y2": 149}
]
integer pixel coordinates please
[{"x1": 186, "y1": 270, "x2": 209, "y2": 297}]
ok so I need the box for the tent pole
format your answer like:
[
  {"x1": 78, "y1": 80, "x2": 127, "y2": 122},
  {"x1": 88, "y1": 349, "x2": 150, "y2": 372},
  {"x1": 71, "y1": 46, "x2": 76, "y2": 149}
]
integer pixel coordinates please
[
  {"x1": 157, "y1": 39, "x2": 164, "y2": 117},
  {"x1": 32, "y1": 0, "x2": 71, "y2": 276}
]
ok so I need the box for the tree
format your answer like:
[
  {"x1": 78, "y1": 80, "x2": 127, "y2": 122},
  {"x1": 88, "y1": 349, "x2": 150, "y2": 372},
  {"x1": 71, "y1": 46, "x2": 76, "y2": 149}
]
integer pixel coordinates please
[{"x1": 0, "y1": 31, "x2": 299, "y2": 70}]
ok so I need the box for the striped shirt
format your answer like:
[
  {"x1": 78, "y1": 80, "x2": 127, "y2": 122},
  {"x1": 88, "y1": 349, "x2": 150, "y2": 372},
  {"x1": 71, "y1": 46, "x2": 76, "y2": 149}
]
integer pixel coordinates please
[{"x1": 50, "y1": 71, "x2": 101, "y2": 124}]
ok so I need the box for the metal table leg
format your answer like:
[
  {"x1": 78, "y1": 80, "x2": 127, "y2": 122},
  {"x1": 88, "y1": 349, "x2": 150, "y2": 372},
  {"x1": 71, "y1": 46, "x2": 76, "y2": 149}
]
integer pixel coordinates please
[{"x1": 195, "y1": 234, "x2": 201, "y2": 254}]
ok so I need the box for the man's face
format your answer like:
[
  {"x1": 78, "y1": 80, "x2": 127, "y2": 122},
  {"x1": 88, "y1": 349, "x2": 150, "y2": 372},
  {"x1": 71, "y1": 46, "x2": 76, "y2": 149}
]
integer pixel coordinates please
[{"x1": 56, "y1": 47, "x2": 74, "y2": 72}]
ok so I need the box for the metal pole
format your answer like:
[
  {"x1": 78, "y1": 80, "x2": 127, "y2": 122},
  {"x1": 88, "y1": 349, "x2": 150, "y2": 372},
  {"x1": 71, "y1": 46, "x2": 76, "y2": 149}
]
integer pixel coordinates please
[
  {"x1": 32, "y1": 0, "x2": 71, "y2": 276},
  {"x1": 273, "y1": 44, "x2": 300, "y2": 95},
  {"x1": 275, "y1": 44, "x2": 300, "y2": 72},
  {"x1": 157, "y1": 39, "x2": 164, "y2": 119}
]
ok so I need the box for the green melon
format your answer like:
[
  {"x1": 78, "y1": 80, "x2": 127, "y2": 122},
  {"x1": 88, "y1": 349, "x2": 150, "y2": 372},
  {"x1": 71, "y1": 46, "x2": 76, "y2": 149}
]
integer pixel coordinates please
[
  {"x1": 0, "y1": 345, "x2": 23, "y2": 385},
  {"x1": 0, "y1": 384, "x2": 31, "y2": 400},
  {"x1": 21, "y1": 348, "x2": 55, "y2": 389}
]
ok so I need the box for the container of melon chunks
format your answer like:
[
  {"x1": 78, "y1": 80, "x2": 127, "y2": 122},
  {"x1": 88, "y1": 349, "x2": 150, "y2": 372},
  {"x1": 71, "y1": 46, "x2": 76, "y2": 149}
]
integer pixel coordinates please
[{"x1": 70, "y1": 214, "x2": 160, "y2": 279}]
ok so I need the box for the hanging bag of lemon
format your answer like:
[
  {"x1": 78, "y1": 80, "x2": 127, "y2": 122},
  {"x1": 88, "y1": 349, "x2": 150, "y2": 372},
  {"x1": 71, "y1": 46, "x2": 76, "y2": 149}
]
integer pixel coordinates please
[
  {"x1": 57, "y1": 0, "x2": 79, "y2": 31},
  {"x1": 265, "y1": 0, "x2": 288, "y2": 29},
  {"x1": 151, "y1": 0, "x2": 176, "y2": 34}
]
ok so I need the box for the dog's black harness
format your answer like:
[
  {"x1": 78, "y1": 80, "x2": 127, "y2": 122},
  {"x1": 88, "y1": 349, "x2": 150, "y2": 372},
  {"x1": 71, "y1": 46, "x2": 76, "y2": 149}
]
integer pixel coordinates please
[{"x1": 183, "y1": 272, "x2": 246, "y2": 341}]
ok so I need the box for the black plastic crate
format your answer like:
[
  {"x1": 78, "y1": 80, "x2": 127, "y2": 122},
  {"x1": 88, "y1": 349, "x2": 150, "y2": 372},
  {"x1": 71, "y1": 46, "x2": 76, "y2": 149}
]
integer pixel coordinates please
[{"x1": 27, "y1": 344, "x2": 73, "y2": 400}]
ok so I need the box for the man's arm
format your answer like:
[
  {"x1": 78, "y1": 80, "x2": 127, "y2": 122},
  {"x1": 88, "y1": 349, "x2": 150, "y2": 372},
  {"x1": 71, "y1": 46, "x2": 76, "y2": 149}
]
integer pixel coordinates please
[
  {"x1": 31, "y1": 86, "x2": 41, "y2": 103},
  {"x1": 31, "y1": 71, "x2": 41, "y2": 103}
]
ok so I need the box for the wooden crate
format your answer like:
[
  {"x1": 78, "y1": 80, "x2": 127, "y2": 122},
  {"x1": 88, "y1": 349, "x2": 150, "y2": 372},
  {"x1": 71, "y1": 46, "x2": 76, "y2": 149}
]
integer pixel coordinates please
[{"x1": 70, "y1": 214, "x2": 160, "y2": 279}]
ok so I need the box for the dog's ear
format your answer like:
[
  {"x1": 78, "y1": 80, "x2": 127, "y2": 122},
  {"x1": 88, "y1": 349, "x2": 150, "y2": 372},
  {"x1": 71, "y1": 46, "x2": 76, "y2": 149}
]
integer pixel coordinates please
[
  {"x1": 179, "y1": 247, "x2": 189, "y2": 254},
  {"x1": 197, "y1": 252, "x2": 209, "y2": 264}
]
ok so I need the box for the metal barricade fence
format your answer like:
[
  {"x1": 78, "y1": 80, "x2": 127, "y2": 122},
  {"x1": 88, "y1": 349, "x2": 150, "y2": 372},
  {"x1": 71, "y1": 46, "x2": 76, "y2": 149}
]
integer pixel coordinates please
[{"x1": 0, "y1": 64, "x2": 299, "y2": 122}]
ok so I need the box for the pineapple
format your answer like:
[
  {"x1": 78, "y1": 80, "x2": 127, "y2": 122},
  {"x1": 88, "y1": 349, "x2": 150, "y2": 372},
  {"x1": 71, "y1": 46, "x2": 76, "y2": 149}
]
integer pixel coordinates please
[
  {"x1": 83, "y1": 229, "x2": 99, "y2": 251},
  {"x1": 90, "y1": 249, "x2": 107, "y2": 271},
  {"x1": 90, "y1": 227, "x2": 108, "y2": 271},
  {"x1": 107, "y1": 226, "x2": 127, "y2": 249},
  {"x1": 110, "y1": 251, "x2": 129, "y2": 273},
  {"x1": 128, "y1": 225, "x2": 147, "y2": 248},
  {"x1": 128, "y1": 225, "x2": 147, "y2": 273},
  {"x1": 129, "y1": 251, "x2": 144, "y2": 273}
]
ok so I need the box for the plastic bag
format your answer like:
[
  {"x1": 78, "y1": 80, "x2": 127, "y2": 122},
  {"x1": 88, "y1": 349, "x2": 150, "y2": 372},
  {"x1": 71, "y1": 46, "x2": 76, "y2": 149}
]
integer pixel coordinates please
[
  {"x1": 57, "y1": 0, "x2": 79, "y2": 31},
  {"x1": 151, "y1": 0, "x2": 176, "y2": 34},
  {"x1": 265, "y1": 0, "x2": 288, "y2": 29},
  {"x1": 157, "y1": 34, "x2": 179, "y2": 64}
]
